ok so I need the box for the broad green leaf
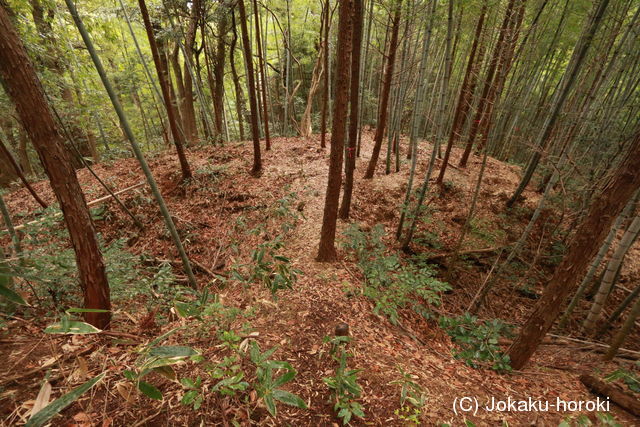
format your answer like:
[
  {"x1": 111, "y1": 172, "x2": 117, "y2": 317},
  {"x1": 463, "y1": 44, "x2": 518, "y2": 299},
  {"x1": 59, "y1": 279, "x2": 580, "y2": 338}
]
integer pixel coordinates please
[
  {"x1": 181, "y1": 390, "x2": 198, "y2": 405},
  {"x1": 123, "y1": 370, "x2": 136, "y2": 381},
  {"x1": 264, "y1": 393, "x2": 277, "y2": 417},
  {"x1": 272, "y1": 389, "x2": 307, "y2": 409},
  {"x1": 148, "y1": 346, "x2": 198, "y2": 359},
  {"x1": 181, "y1": 378, "x2": 196, "y2": 388},
  {"x1": 25, "y1": 373, "x2": 105, "y2": 427},
  {"x1": 137, "y1": 381, "x2": 162, "y2": 400},
  {"x1": 44, "y1": 321, "x2": 101, "y2": 335},
  {"x1": 272, "y1": 370, "x2": 296, "y2": 388},
  {"x1": 0, "y1": 280, "x2": 27, "y2": 305}
]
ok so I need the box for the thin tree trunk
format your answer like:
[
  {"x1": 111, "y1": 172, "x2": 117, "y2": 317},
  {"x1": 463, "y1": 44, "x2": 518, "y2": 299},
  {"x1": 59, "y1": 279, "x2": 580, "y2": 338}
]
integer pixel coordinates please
[
  {"x1": 558, "y1": 190, "x2": 640, "y2": 328},
  {"x1": 65, "y1": 0, "x2": 197, "y2": 289},
  {"x1": 138, "y1": 0, "x2": 191, "y2": 179},
  {"x1": 459, "y1": 0, "x2": 518, "y2": 168},
  {"x1": 395, "y1": 0, "x2": 436, "y2": 239},
  {"x1": 238, "y1": 0, "x2": 262, "y2": 174},
  {"x1": 438, "y1": 0, "x2": 487, "y2": 178},
  {"x1": 253, "y1": 0, "x2": 271, "y2": 150},
  {"x1": 320, "y1": 0, "x2": 331, "y2": 148},
  {"x1": 0, "y1": 132, "x2": 48, "y2": 208},
  {"x1": 604, "y1": 293, "x2": 640, "y2": 360},
  {"x1": 230, "y1": 11, "x2": 246, "y2": 141},
  {"x1": 507, "y1": 0, "x2": 611, "y2": 207},
  {"x1": 583, "y1": 215, "x2": 640, "y2": 332},
  {"x1": 597, "y1": 284, "x2": 640, "y2": 338},
  {"x1": 364, "y1": 3, "x2": 401, "y2": 179}
]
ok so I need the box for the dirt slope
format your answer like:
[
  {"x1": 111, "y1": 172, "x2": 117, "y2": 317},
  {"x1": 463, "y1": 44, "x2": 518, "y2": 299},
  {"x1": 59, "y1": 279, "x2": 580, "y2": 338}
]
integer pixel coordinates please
[{"x1": 1, "y1": 133, "x2": 638, "y2": 425}]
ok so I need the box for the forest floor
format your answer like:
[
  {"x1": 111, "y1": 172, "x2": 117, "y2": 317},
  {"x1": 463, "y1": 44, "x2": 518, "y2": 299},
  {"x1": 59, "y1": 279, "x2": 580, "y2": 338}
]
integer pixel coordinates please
[{"x1": 1, "y1": 131, "x2": 639, "y2": 425}]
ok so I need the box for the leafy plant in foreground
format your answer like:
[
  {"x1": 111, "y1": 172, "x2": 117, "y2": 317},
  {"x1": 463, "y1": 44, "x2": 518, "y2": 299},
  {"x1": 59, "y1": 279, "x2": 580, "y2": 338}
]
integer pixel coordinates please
[
  {"x1": 323, "y1": 336, "x2": 364, "y2": 425},
  {"x1": 249, "y1": 341, "x2": 307, "y2": 417},
  {"x1": 123, "y1": 329, "x2": 201, "y2": 400},
  {"x1": 390, "y1": 366, "x2": 426, "y2": 425}
]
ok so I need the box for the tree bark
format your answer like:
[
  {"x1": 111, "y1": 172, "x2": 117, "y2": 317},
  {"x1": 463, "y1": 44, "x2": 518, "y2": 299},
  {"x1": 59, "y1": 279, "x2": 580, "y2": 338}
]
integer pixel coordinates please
[
  {"x1": 338, "y1": 0, "x2": 363, "y2": 220},
  {"x1": 230, "y1": 10, "x2": 246, "y2": 141},
  {"x1": 316, "y1": 0, "x2": 352, "y2": 262},
  {"x1": 0, "y1": 3, "x2": 110, "y2": 328},
  {"x1": 319, "y1": 0, "x2": 331, "y2": 148},
  {"x1": 364, "y1": 3, "x2": 401, "y2": 179},
  {"x1": 253, "y1": 0, "x2": 271, "y2": 150},
  {"x1": 138, "y1": 0, "x2": 192, "y2": 179},
  {"x1": 507, "y1": 130, "x2": 640, "y2": 370},
  {"x1": 583, "y1": 215, "x2": 640, "y2": 332},
  {"x1": 237, "y1": 0, "x2": 262, "y2": 174},
  {"x1": 580, "y1": 374, "x2": 640, "y2": 415},
  {"x1": 438, "y1": 0, "x2": 487, "y2": 177}
]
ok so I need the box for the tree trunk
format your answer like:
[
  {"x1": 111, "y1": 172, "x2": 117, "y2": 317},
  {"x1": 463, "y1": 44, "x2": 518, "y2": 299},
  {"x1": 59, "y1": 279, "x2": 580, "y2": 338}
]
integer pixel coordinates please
[
  {"x1": 65, "y1": 0, "x2": 197, "y2": 289},
  {"x1": 300, "y1": 11, "x2": 326, "y2": 139},
  {"x1": 458, "y1": 0, "x2": 518, "y2": 168},
  {"x1": 319, "y1": 0, "x2": 331, "y2": 148},
  {"x1": 338, "y1": 0, "x2": 363, "y2": 220},
  {"x1": 230, "y1": 10, "x2": 246, "y2": 141},
  {"x1": 438, "y1": 0, "x2": 487, "y2": 177},
  {"x1": 0, "y1": 4, "x2": 110, "y2": 328},
  {"x1": 253, "y1": 0, "x2": 271, "y2": 150},
  {"x1": 138, "y1": 0, "x2": 192, "y2": 179},
  {"x1": 507, "y1": 129, "x2": 640, "y2": 370},
  {"x1": 17, "y1": 126, "x2": 33, "y2": 176},
  {"x1": 181, "y1": 0, "x2": 201, "y2": 144},
  {"x1": 559, "y1": 190, "x2": 640, "y2": 328},
  {"x1": 364, "y1": 3, "x2": 401, "y2": 179},
  {"x1": 597, "y1": 284, "x2": 640, "y2": 338},
  {"x1": 507, "y1": 0, "x2": 611, "y2": 207},
  {"x1": 237, "y1": 0, "x2": 262, "y2": 174},
  {"x1": 213, "y1": 13, "x2": 228, "y2": 143},
  {"x1": 316, "y1": 0, "x2": 352, "y2": 262},
  {"x1": 583, "y1": 214, "x2": 640, "y2": 332},
  {"x1": 395, "y1": 0, "x2": 436, "y2": 239}
]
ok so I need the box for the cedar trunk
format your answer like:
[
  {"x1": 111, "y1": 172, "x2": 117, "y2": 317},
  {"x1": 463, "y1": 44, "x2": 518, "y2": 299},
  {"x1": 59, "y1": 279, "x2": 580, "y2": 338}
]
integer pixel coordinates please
[
  {"x1": 338, "y1": 0, "x2": 363, "y2": 219},
  {"x1": 316, "y1": 0, "x2": 352, "y2": 262},
  {"x1": 237, "y1": 0, "x2": 262, "y2": 174},
  {"x1": 508, "y1": 130, "x2": 640, "y2": 369},
  {"x1": 253, "y1": 0, "x2": 271, "y2": 150},
  {"x1": 0, "y1": 4, "x2": 110, "y2": 328}
]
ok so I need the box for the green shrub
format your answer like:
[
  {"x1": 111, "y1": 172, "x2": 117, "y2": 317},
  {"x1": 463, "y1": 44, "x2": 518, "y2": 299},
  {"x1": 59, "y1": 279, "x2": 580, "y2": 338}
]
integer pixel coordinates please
[
  {"x1": 342, "y1": 224, "x2": 450, "y2": 324},
  {"x1": 439, "y1": 313, "x2": 513, "y2": 371}
]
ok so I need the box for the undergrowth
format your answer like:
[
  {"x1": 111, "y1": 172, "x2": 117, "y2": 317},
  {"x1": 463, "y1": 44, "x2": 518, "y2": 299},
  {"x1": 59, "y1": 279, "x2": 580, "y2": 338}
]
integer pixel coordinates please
[{"x1": 342, "y1": 223, "x2": 450, "y2": 325}]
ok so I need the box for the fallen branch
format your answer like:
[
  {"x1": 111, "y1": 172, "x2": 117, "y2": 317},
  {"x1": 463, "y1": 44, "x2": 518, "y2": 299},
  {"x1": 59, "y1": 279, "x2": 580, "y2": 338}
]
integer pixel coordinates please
[
  {"x1": 547, "y1": 334, "x2": 640, "y2": 359},
  {"x1": 580, "y1": 374, "x2": 640, "y2": 416},
  {"x1": 9, "y1": 182, "x2": 145, "y2": 232},
  {"x1": 426, "y1": 245, "x2": 506, "y2": 261},
  {"x1": 0, "y1": 345, "x2": 95, "y2": 387}
]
